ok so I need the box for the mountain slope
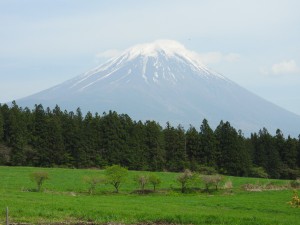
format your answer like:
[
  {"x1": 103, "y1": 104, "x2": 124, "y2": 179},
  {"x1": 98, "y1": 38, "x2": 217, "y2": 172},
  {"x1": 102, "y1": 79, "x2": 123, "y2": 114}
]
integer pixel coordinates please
[{"x1": 17, "y1": 40, "x2": 300, "y2": 136}]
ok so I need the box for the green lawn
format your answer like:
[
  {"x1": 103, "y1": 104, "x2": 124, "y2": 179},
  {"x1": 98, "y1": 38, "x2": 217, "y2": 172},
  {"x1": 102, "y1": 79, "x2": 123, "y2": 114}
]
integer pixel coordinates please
[{"x1": 0, "y1": 166, "x2": 299, "y2": 224}]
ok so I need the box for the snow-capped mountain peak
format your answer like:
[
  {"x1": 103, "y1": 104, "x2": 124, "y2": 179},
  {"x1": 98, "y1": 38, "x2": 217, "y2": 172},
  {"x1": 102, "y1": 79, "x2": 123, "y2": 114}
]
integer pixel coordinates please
[
  {"x1": 125, "y1": 39, "x2": 193, "y2": 59},
  {"x1": 71, "y1": 40, "x2": 226, "y2": 90},
  {"x1": 16, "y1": 40, "x2": 300, "y2": 136}
]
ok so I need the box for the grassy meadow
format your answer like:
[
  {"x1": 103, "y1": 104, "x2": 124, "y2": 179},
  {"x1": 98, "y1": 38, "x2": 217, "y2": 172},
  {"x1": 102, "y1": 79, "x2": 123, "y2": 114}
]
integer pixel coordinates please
[{"x1": 0, "y1": 166, "x2": 299, "y2": 225}]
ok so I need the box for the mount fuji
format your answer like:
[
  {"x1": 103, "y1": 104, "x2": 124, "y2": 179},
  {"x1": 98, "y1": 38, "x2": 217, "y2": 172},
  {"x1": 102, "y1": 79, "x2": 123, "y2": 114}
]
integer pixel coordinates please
[{"x1": 17, "y1": 40, "x2": 300, "y2": 136}]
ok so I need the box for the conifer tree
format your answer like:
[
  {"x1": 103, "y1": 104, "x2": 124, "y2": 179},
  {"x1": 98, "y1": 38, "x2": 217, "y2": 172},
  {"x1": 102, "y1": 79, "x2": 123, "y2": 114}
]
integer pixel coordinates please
[
  {"x1": 214, "y1": 121, "x2": 250, "y2": 176},
  {"x1": 144, "y1": 120, "x2": 165, "y2": 171},
  {"x1": 298, "y1": 135, "x2": 300, "y2": 168},
  {"x1": 31, "y1": 104, "x2": 49, "y2": 166},
  {"x1": 164, "y1": 123, "x2": 187, "y2": 171},
  {"x1": 199, "y1": 119, "x2": 217, "y2": 167},
  {"x1": 0, "y1": 107, "x2": 4, "y2": 142},
  {"x1": 6, "y1": 102, "x2": 30, "y2": 165},
  {"x1": 185, "y1": 125, "x2": 200, "y2": 170},
  {"x1": 256, "y1": 128, "x2": 281, "y2": 178},
  {"x1": 45, "y1": 113, "x2": 65, "y2": 166}
]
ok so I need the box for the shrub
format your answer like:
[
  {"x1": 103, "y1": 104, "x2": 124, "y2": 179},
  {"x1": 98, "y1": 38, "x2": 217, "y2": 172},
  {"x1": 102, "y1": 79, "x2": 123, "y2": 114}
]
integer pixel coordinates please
[
  {"x1": 83, "y1": 175, "x2": 105, "y2": 194},
  {"x1": 177, "y1": 169, "x2": 194, "y2": 193},
  {"x1": 135, "y1": 174, "x2": 149, "y2": 192},
  {"x1": 30, "y1": 171, "x2": 49, "y2": 192},
  {"x1": 223, "y1": 180, "x2": 233, "y2": 190},
  {"x1": 289, "y1": 191, "x2": 300, "y2": 208},
  {"x1": 202, "y1": 174, "x2": 223, "y2": 191},
  {"x1": 149, "y1": 174, "x2": 161, "y2": 191},
  {"x1": 104, "y1": 165, "x2": 128, "y2": 193}
]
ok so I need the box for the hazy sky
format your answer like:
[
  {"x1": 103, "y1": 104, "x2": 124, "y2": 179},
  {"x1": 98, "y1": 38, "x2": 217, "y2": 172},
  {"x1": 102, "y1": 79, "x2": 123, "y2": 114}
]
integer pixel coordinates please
[{"x1": 1, "y1": 0, "x2": 300, "y2": 115}]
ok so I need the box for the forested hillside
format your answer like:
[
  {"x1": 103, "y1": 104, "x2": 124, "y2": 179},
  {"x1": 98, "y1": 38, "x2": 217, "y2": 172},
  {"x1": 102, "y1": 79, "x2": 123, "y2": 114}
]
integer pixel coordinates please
[{"x1": 0, "y1": 102, "x2": 299, "y2": 179}]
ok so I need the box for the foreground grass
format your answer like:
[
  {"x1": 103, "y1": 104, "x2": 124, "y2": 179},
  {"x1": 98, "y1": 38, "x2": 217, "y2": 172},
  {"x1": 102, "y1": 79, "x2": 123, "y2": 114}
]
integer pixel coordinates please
[{"x1": 0, "y1": 166, "x2": 299, "y2": 225}]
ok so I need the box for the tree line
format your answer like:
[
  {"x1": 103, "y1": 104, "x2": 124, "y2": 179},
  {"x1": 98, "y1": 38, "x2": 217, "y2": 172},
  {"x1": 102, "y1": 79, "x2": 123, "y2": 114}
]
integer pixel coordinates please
[{"x1": 0, "y1": 102, "x2": 300, "y2": 179}]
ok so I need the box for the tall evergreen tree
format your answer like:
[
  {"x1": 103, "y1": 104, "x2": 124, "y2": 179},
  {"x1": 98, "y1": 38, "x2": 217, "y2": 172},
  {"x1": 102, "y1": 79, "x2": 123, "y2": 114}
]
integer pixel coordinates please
[
  {"x1": 214, "y1": 121, "x2": 250, "y2": 176},
  {"x1": 127, "y1": 121, "x2": 148, "y2": 170},
  {"x1": 100, "y1": 111, "x2": 130, "y2": 166},
  {"x1": 31, "y1": 104, "x2": 49, "y2": 166},
  {"x1": 185, "y1": 125, "x2": 200, "y2": 170},
  {"x1": 144, "y1": 120, "x2": 165, "y2": 171},
  {"x1": 118, "y1": 114, "x2": 134, "y2": 167},
  {"x1": 45, "y1": 111, "x2": 65, "y2": 166},
  {"x1": 256, "y1": 128, "x2": 281, "y2": 178},
  {"x1": 298, "y1": 135, "x2": 300, "y2": 168},
  {"x1": 164, "y1": 123, "x2": 187, "y2": 171},
  {"x1": 279, "y1": 135, "x2": 299, "y2": 178},
  {"x1": 199, "y1": 119, "x2": 217, "y2": 167},
  {"x1": 275, "y1": 129, "x2": 285, "y2": 168},
  {"x1": 0, "y1": 107, "x2": 4, "y2": 142},
  {"x1": 251, "y1": 131, "x2": 267, "y2": 168},
  {"x1": 6, "y1": 102, "x2": 29, "y2": 165}
]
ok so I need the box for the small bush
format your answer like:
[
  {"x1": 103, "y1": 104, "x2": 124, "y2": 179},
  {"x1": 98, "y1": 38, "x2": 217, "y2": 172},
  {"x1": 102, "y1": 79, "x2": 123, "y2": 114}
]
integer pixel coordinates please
[
  {"x1": 30, "y1": 171, "x2": 49, "y2": 192},
  {"x1": 289, "y1": 191, "x2": 300, "y2": 208},
  {"x1": 177, "y1": 169, "x2": 194, "y2": 193},
  {"x1": 202, "y1": 174, "x2": 223, "y2": 191},
  {"x1": 83, "y1": 175, "x2": 105, "y2": 194},
  {"x1": 149, "y1": 174, "x2": 161, "y2": 191},
  {"x1": 105, "y1": 165, "x2": 128, "y2": 193},
  {"x1": 134, "y1": 174, "x2": 149, "y2": 192},
  {"x1": 223, "y1": 180, "x2": 233, "y2": 189}
]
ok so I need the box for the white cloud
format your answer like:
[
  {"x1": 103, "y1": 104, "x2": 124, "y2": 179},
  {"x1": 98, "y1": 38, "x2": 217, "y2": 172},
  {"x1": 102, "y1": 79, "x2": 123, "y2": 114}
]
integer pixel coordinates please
[
  {"x1": 261, "y1": 60, "x2": 299, "y2": 76},
  {"x1": 225, "y1": 53, "x2": 241, "y2": 62},
  {"x1": 197, "y1": 52, "x2": 240, "y2": 65},
  {"x1": 94, "y1": 47, "x2": 240, "y2": 66},
  {"x1": 95, "y1": 49, "x2": 123, "y2": 59},
  {"x1": 271, "y1": 60, "x2": 299, "y2": 74}
]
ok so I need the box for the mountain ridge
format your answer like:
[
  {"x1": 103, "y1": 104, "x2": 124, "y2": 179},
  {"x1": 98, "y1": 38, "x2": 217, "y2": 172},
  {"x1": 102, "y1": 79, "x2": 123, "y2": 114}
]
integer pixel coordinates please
[{"x1": 16, "y1": 40, "x2": 300, "y2": 136}]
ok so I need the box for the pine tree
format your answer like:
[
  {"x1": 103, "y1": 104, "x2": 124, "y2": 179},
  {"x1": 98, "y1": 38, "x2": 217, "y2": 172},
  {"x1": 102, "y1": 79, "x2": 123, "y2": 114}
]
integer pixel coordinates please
[
  {"x1": 118, "y1": 114, "x2": 134, "y2": 167},
  {"x1": 45, "y1": 112, "x2": 65, "y2": 166},
  {"x1": 6, "y1": 102, "x2": 29, "y2": 165},
  {"x1": 164, "y1": 123, "x2": 187, "y2": 171},
  {"x1": 127, "y1": 121, "x2": 148, "y2": 170},
  {"x1": 144, "y1": 120, "x2": 165, "y2": 171},
  {"x1": 214, "y1": 121, "x2": 250, "y2": 176},
  {"x1": 275, "y1": 129, "x2": 285, "y2": 169},
  {"x1": 199, "y1": 119, "x2": 217, "y2": 167},
  {"x1": 298, "y1": 135, "x2": 300, "y2": 168},
  {"x1": 0, "y1": 107, "x2": 4, "y2": 142},
  {"x1": 31, "y1": 104, "x2": 49, "y2": 166},
  {"x1": 256, "y1": 128, "x2": 281, "y2": 178},
  {"x1": 185, "y1": 125, "x2": 200, "y2": 170},
  {"x1": 99, "y1": 111, "x2": 130, "y2": 167},
  {"x1": 280, "y1": 135, "x2": 299, "y2": 179},
  {"x1": 81, "y1": 111, "x2": 98, "y2": 167},
  {"x1": 251, "y1": 131, "x2": 267, "y2": 168},
  {"x1": 283, "y1": 136, "x2": 298, "y2": 169}
]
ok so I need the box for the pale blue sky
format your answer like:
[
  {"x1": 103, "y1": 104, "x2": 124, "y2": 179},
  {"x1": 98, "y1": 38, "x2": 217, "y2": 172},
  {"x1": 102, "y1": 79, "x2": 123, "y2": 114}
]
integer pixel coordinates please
[{"x1": 1, "y1": 0, "x2": 300, "y2": 114}]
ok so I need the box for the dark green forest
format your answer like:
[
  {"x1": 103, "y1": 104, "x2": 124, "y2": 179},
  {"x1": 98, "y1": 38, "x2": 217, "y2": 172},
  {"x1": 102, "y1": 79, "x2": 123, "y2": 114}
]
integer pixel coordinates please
[{"x1": 0, "y1": 102, "x2": 299, "y2": 179}]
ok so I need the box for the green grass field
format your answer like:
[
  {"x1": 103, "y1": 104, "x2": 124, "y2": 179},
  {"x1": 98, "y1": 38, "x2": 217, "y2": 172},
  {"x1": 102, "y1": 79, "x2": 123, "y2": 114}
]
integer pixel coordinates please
[{"x1": 0, "y1": 166, "x2": 299, "y2": 225}]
